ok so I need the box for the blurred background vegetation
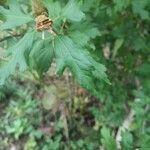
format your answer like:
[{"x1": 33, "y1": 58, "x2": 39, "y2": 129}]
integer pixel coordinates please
[{"x1": 0, "y1": 0, "x2": 150, "y2": 150}]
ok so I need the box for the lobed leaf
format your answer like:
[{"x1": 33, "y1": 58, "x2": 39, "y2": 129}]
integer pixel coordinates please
[
  {"x1": 29, "y1": 39, "x2": 54, "y2": 76},
  {"x1": 62, "y1": 0, "x2": 85, "y2": 22},
  {"x1": 101, "y1": 127, "x2": 117, "y2": 150},
  {"x1": 132, "y1": 0, "x2": 150, "y2": 20},
  {"x1": 0, "y1": 31, "x2": 35, "y2": 85},
  {"x1": 43, "y1": 0, "x2": 62, "y2": 20},
  {"x1": 53, "y1": 35, "x2": 109, "y2": 98},
  {"x1": 0, "y1": 0, "x2": 33, "y2": 30}
]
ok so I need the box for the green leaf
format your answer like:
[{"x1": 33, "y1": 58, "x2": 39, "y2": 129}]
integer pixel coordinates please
[
  {"x1": 29, "y1": 39, "x2": 54, "y2": 76},
  {"x1": 70, "y1": 22, "x2": 101, "y2": 39},
  {"x1": 0, "y1": 31, "x2": 35, "y2": 85},
  {"x1": 101, "y1": 127, "x2": 117, "y2": 150},
  {"x1": 133, "y1": 37, "x2": 147, "y2": 51},
  {"x1": 121, "y1": 130, "x2": 133, "y2": 150},
  {"x1": 53, "y1": 35, "x2": 109, "y2": 98},
  {"x1": 44, "y1": 0, "x2": 62, "y2": 19},
  {"x1": 69, "y1": 31, "x2": 89, "y2": 47},
  {"x1": 62, "y1": 0, "x2": 85, "y2": 22},
  {"x1": 139, "y1": 134, "x2": 150, "y2": 149},
  {"x1": 112, "y1": 38, "x2": 124, "y2": 59},
  {"x1": 113, "y1": 0, "x2": 130, "y2": 12},
  {"x1": 132, "y1": 0, "x2": 150, "y2": 20},
  {"x1": 0, "y1": 0, "x2": 33, "y2": 30},
  {"x1": 70, "y1": 23, "x2": 100, "y2": 49}
]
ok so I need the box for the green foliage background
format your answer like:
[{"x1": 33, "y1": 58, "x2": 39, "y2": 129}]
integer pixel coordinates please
[{"x1": 0, "y1": 0, "x2": 150, "y2": 149}]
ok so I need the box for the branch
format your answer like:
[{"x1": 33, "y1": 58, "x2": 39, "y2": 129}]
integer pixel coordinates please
[
  {"x1": 116, "y1": 108, "x2": 135, "y2": 149},
  {"x1": 0, "y1": 34, "x2": 21, "y2": 43},
  {"x1": 115, "y1": 77, "x2": 143, "y2": 149}
]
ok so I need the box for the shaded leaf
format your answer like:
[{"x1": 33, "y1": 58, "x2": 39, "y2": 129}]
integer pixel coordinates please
[
  {"x1": 44, "y1": 0, "x2": 62, "y2": 19},
  {"x1": 62, "y1": 0, "x2": 85, "y2": 22},
  {"x1": 101, "y1": 127, "x2": 117, "y2": 150},
  {"x1": 0, "y1": 0, "x2": 33, "y2": 30},
  {"x1": 114, "y1": 0, "x2": 130, "y2": 12},
  {"x1": 121, "y1": 130, "x2": 133, "y2": 150},
  {"x1": 29, "y1": 39, "x2": 54, "y2": 76},
  {"x1": 132, "y1": 0, "x2": 150, "y2": 20},
  {"x1": 53, "y1": 35, "x2": 109, "y2": 98},
  {"x1": 0, "y1": 31, "x2": 35, "y2": 84}
]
